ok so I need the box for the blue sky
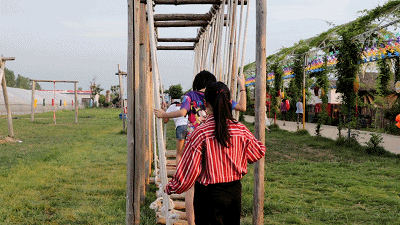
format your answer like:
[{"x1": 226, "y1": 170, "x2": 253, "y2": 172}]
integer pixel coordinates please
[{"x1": 0, "y1": 0, "x2": 387, "y2": 92}]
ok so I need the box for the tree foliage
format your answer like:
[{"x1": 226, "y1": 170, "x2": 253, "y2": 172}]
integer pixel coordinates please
[
  {"x1": 90, "y1": 77, "x2": 104, "y2": 99},
  {"x1": 110, "y1": 85, "x2": 120, "y2": 104},
  {"x1": 168, "y1": 84, "x2": 183, "y2": 99},
  {"x1": 4, "y1": 67, "x2": 41, "y2": 90},
  {"x1": 270, "y1": 63, "x2": 283, "y2": 120}
]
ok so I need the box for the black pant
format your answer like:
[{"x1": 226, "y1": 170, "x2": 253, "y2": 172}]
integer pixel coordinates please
[{"x1": 194, "y1": 180, "x2": 242, "y2": 225}]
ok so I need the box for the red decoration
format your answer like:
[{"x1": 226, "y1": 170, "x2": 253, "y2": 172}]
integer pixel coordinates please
[{"x1": 396, "y1": 114, "x2": 400, "y2": 129}]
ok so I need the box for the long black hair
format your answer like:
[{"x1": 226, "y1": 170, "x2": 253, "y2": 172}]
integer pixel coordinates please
[
  {"x1": 192, "y1": 70, "x2": 217, "y2": 91},
  {"x1": 204, "y1": 82, "x2": 237, "y2": 148}
]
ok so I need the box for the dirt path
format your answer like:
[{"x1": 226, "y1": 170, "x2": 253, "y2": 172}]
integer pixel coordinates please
[{"x1": 244, "y1": 115, "x2": 400, "y2": 155}]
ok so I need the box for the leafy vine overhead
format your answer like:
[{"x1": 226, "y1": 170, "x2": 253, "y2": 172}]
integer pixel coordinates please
[{"x1": 263, "y1": 0, "x2": 400, "y2": 67}]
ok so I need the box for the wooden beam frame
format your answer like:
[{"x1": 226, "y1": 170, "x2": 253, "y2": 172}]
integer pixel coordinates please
[
  {"x1": 0, "y1": 56, "x2": 15, "y2": 137},
  {"x1": 253, "y1": 0, "x2": 267, "y2": 224},
  {"x1": 154, "y1": 13, "x2": 212, "y2": 21},
  {"x1": 154, "y1": 20, "x2": 209, "y2": 27},
  {"x1": 157, "y1": 38, "x2": 199, "y2": 42},
  {"x1": 29, "y1": 79, "x2": 79, "y2": 124},
  {"x1": 116, "y1": 64, "x2": 127, "y2": 131},
  {"x1": 157, "y1": 46, "x2": 194, "y2": 50}
]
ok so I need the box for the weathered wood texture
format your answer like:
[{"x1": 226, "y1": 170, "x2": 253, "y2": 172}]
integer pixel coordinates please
[
  {"x1": 157, "y1": 46, "x2": 194, "y2": 50},
  {"x1": 0, "y1": 57, "x2": 15, "y2": 137},
  {"x1": 154, "y1": 20, "x2": 208, "y2": 27},
  {"x1": 157, "y1": 38, "x2": 199, "y2": 42},
  {"x1": 154, "y1": 13, "x2": 212, "y2": 21},
  {"x1": 253, "y1": 1, "x2": 267, "y2": 224},
  {"x1": 126, "y1": 0, "x2": 141, "y2": 224}
]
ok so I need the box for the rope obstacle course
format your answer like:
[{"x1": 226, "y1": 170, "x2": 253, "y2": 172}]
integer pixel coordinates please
[{"x1": 126, "y1": 0, "x2": 266, "y2": 224}]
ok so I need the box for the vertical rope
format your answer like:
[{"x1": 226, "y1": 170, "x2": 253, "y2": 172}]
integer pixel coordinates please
[{"x1": 146, "y1": 1, "x2": 175, "y2": 224}]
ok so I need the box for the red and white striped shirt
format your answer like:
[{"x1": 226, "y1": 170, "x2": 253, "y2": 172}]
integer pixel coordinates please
[{"x1": 165, "y1": 115, "x2": 266, "y2": 195}]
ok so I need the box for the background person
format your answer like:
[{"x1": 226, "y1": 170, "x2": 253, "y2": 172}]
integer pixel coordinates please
[
  {"x1": 296, "y1": 98, "x2": 303, "y2": 125},
  {"x1": 163, "y1": 99, "x2": 188, "y2": 165}
]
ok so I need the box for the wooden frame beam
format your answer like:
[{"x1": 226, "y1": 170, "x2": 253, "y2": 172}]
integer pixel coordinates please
[
  {"x1": 140, "y1": 0, "x2": 247, "y2": 4},
  {"x1": 30, "y1": 79, "x2": 78, "y2": 83},
  {"x1": 157, "y1": 38, "x2": 199, "y2": 42},
  {"x1": 154, "y1": 20, "x2": 208, "y2": 27},
  {"x1": 157, "y1": 46, "x2": 194, "y2": 50},
  {"x1": 253, "y1": 0, "x2": 267, "y2": 224},
  {"x1": 154, "y1": 13, "x2": 212, "y2": 21},
  {"x1": 0, "y1": 56, "x2": 15, "y2": 137}
]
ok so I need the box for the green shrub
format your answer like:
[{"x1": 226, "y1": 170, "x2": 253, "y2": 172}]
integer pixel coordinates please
[
  {"x1": 385, "y1": 123, "x2": 400, "y2": 135},
  {"x1": 295, "y1": 129, "x2": 310, "y2": 136}
]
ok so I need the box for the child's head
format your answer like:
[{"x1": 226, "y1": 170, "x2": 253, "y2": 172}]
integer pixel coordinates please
[
  {"x1": 205, "y1": 82, "x2": 235, "y2": 148},
  {"x1": 192, "y1": 70, "x2": 217, "y2": 91}
]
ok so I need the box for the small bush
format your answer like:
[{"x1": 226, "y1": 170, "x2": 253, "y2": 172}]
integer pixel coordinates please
[
  {"x1": 335, "y1": 136, "x2": 360, "y2": 148},
  {"x1": 366, "y1": 133, "x2": 384, "y2": 149},
  {"x1": 269, "y1": 123, "x2": 280, "y2": 131},
  {"x1": 385, "y1": 123, "x2": 400, "y2": 135},
  {"x1": 365, "y1": 133, "x2": 388, "y2": 155},
  {"x1": 295, "y1": 129, "x2": 310, "y2": 136}
]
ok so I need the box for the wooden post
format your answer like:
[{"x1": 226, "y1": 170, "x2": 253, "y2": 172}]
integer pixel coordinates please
[
  {"x1": 0, "y1": 57, "x2": 15, "y2": 137},
  {"x1": 117, "y1": 64, "x2": 126, "y2": 131},
  {"x1": 31, "y1": 81, "x2": 36, "y2": 122},
  {"x1": 74, "y1": 83, "x2": 78, "y2": 124},
  {"x1": 144, "y1": 5, "x2": 152, "y2": 190},
  {"x1": 139, "y1": 2, "x2": 147, "y2": 203},
  {"x1": 253, "y1": 0, "x2": 266, "y2": 224},
  {"x1": 127, "y1": 0, "x2": 141, "y2": 224}
]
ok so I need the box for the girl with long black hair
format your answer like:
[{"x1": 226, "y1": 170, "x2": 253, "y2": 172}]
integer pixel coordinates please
[{"x1": 165, "y1": 82, "x2": 266, "y2": 224}]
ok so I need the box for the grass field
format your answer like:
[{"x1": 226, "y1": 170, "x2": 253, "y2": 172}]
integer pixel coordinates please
[{"x1": 1, "y1": 108, "x2": 399, "y2": 224}]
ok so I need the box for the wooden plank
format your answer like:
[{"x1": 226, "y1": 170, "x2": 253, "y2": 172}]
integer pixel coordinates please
[
  {"x1": 157, "y1": 46, "x2": 194, "y2": 50},
  {"x1": 126, "y1": 0, "x2": 141, "y2": 223},
  {"x1": 154, "y1": 13, "x2": 212, "y2": 21},
  {"x1": 156, "y1": 217, "x2": 188, "y2": 225},
  {"x1": 253, "y1": 0, "x2": 267, "y2": 224},
  {"x1": 139, "y1": 2, "x2": 147, "y2": 203},
  {"x1": 170, "y1": 193, "x2": 186, "y2": 200},
  {"x1": 140, "y1": 0, "x2": 247, "y2": 4},
  {"x1": 165, "y1": 150, "x2": 177, "y2": 157},
  {"x1": 157, "y1": 38, "x2": 199, "y2": 43},
  {"x1": 0, "y1": 57, "x2": 15, "y2": 61},
  {"x1": 157, "y1": 211, "x2": 187, "y2": 221},
  {"x1": 155, "y1": 20, "x2": 208, "y2": 27}
]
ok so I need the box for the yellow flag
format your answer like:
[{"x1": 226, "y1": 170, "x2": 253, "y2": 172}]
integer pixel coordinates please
[
  {"x1": 34, "y1": 99, "x2": 37, "y2": 108},
  {"x1": 63, "y1": 100, "x2": 67, "y2": 106}
]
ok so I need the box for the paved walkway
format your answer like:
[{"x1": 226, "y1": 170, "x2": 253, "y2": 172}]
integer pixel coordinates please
[{"x1": 244, "y1": 115, "x2": 400, "y2": 155}]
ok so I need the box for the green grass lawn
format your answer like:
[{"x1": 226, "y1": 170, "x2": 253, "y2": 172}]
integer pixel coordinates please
[{"x1": 1, "y1": 109, "x2": 399, "y2": 224}]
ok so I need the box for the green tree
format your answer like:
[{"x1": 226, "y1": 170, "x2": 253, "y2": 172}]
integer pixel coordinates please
[
  {"x1": 98, "y1": 94, "x2": 106, "y2": 107},
  {"x1": 335, "y1": 31, "x2": 361, "y2": 139},
  {"x1": 4, "y1": 68, "x2": 16, "y2": 87},
  {"x1": 90, "y1": 77, "x2": 104, "y2": 99},
  {"x1": 168, "y1": 84, "x2": 183, "y2": 99},
  {"x1": 110, "y1": 85, "x2": 120, "y2": 104}
]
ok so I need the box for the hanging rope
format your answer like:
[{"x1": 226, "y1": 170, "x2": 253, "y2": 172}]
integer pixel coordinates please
[{"x1": 146, "y1": 1, "x2": 178, "y2": 224}]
